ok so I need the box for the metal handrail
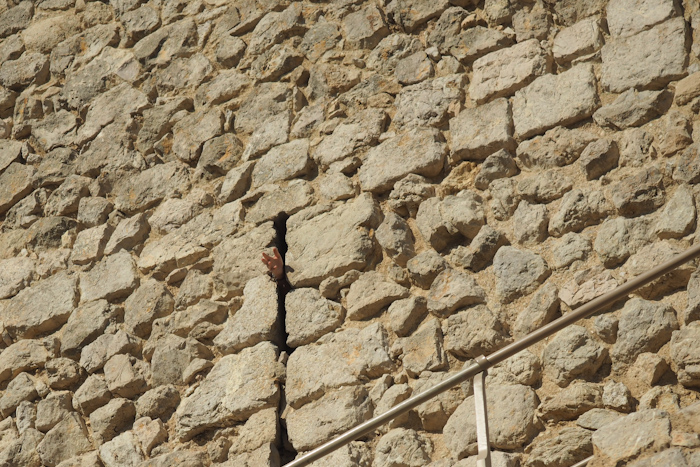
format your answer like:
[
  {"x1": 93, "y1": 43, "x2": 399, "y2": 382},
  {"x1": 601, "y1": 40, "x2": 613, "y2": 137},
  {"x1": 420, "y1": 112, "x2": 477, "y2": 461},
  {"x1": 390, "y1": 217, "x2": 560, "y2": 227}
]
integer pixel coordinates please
[{"x1": 283, "y1": 242, "x2": 700, "y2": 467}]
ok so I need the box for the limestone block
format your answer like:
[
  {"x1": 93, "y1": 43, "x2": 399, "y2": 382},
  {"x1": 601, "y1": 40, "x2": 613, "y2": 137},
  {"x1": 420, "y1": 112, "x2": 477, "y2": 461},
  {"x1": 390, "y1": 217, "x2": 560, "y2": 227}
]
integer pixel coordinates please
[
  {"x1": 0, "y1": 162, "x2": 35, "y2": 216},
  {"x1": 74, "y1": 374, "x2": 111, "y2": 416},
  {"x1": 445, "y1": 305, "x2": 509, "y2": 358},
  {"x1": 427, "y1": 269, "x2": 485, "y2": 318},
  {"x1": 374, "y1": 428, "x2": 432, "y2": 467},
  {"x1": 77, "y1": 197, "x2": 113, "y2": 228},
  {"x1": 474, "y1": 150, "x2": 518, "y2": 190},
  {"x1": 308, "y1": 62, "x2": 361, "y2": 100},
  {"x1": 80, "y1": 250, "x2": 138, "y2": 302},
  {"x1": 151, "y1": 334, "x2": 212, "y2": 386},
  {"x1": 286, "y1": 323, "x2": 392, "y2": 408},
  {"x1": 286, "y1": 386, "x2": 373, "y2": 451},
  {"x1": 99, "y1": 431, "x2": 145, "y2": 467},
  {"x1": 0, "y1": 53, "x2": 49, "y2": 90},
  {"x1": 449, "y1": 26, "x2": 513, "y2": 63},
  {"x1": 0, "y1": 256, "x2": 34, "y2": 300},
  {"x1": 0, "y1": 339, "x2": 53, "y2": 385},
  {"x1": 592, "y1": 89, "x2": 670, "y2": 130},
  {"x1": 392, "y1": 74, "x2": 464, "y2": 129},
  {"x1": 513, "y1": 282, "x2": 559, "y2": 337},
  {"x1": 543, "y1": 325, "x2": 607, "y2": 387},
  {"x1": 124, "y1": 279, "x2": 174, "y2": 338},
  {"x1": 538, "y1": 382, "x2": 603, "y2": 422},
  {"x1": 591, "y1": 410, "x2": 671, "y2": 466},
  {"x1": 0, "y1": 2, "x2": 33, "y2": 39},
  {"x1": 412, "y1": 371, "x2": 465, "y2": 431},
  {"x1": 670, "y1": 322, "x2": 700, "y2": 388},
  {"x1": 601, "y1": 17, "x2": 687, "y2": 92},
  {"x1": 31, "y1": 109, "x2": 78, "y2": 151},
  {"x1": 493, "y1": 246, "x2": 550, "y2": 303},
  {"x1": 579, "y1": 139, "x2": 619, "y2": 180},
  {"x1": 675, "y1": 71, "x2": 700, "y2": 105},
  {"x1": 175, "y1": 342, "x2": 280, "y2": 440},
  {"x1": 246, "y1": 4, "x2": 305, "y2": 56},
  {"x1": 395, "y1": 51, "x2": 434, "y2": 85},
  {"x1": 444, "y1": 384, "x2": 539, "y2": 458},
  {"x1": 549, "y1": 188, "x2": 611, "y2": 237},
  {"x1": 285, "y1": 288, "x2": 343, "y2": 348},
  {"x1": 655, "y1": 184, "x2": 696, "y2": 239},
  {"x1": 606, "y1": 0, "x2": 678, "y2": 38},
  {"x1": 346, "y1": 271, "x2": 409, "y2": 320},
  {"x1": 553, "y1": 17, "x2": 603, "y2": 63},
  {"x1": 342, "y1": 4, "x2": 388, "y2": 50},
  {"x1": 300, "y1": 21, "x2": 341, "y2": 62},
  {"x1": 398, "y1": 319, "x2": 447, "y2": 377},
  {"x1": 470, "y1": 39, "x2": 551, "y2": 104},
  {"x1": 104, "y1": 212, "x2": 150, "y2": 255},
  {"x1": 135, "y1": 385, "x2": 179, "y2": 421},
  {"x1": 37, "y1": 413, "x2": 92, "y2": 467},
  {"x1": 623, "y1": 241, "x2": 692, "y2": 298},
  {"x1": 451, "y1": 98, "x2": 515, "y2": 161},
  {"x1": 512, "y1": 201, "x2": 548, "y2": 245},
  {"x1": 36, "y1": 391, "x2": 72, "y2": 433},
  {"x1": 516, "y1": 126, "x2": 596, "y2": 169},
  {"x1": 524, "y1": 427, "x2": 592, "y2": 467},
  {"x1": 113, "y1": 162, "x2": 191, "y2": 215},
  {"x1": 513, "y1": 64, "x2": 599, "y2": 139}
]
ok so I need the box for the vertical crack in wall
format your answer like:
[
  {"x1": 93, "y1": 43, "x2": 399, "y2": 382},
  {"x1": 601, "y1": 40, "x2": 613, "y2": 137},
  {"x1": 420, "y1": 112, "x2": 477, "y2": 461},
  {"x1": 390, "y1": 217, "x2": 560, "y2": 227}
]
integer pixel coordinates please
[{"x1": 272, "y1": 212, "x2": 297, "y2": 463}]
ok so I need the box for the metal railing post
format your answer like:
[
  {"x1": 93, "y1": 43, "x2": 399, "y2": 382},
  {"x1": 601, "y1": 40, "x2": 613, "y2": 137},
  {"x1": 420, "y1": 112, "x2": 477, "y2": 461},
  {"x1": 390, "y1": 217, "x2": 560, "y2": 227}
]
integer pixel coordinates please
[
  {"x1": 473, "y1": 356, "x2": 491, "y2": 467},
  {"x1": 283, "y1": 242, "x2": 700, "y2": 467}
]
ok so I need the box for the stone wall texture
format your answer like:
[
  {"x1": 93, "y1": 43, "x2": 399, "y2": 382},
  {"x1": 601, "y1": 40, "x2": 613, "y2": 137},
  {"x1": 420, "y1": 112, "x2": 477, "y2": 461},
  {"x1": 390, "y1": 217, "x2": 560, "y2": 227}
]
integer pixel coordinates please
[{"x1": 0, "y1": 0, "x2": 699, "y2": 465}]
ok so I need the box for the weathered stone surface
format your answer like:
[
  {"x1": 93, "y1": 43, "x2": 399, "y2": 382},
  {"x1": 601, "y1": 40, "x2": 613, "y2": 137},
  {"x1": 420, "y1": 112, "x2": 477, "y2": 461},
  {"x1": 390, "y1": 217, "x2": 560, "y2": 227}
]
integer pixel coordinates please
[
  {"x1": 299, "y1": 20, "x2": 341, "y2": 62},
  {"x1": 559, "y1": 269, "x2": 618, "y2": 309},
  {"x1": 607, "y1": 0, "x2": 678, "y2": 39},
  {"x1": 287, "y1": 323, "x2": 391, "y2": 408},
  {"x1": 449, "y1": 26, "x2": 513, "y2": 63},
  {"x1": 114, "y1": 162, "x2": 191, "y2": 215},
  {"x1": 493, "y1": 246, "x2": 550, "y2": 303},
  {"x1": 246, "y1": 3, "x2": 305, "y2": 56},
  {"x1": 286, "y1": 385, "x2": 373, "y2": 451},
  {"x1": 592, "y1": 410, "x2": 671, "y2": 466},
  {"x1": 250, "y1": 139, "x2": 310, "y2": 189},
  {"x1": 175, "y1": 342, "x2": 280, "y2": 440},
  {"x1": 77, "y1": 83, "x2": 149, "y2": 144},
  {"x1": 374, "y1": 428, "x2": 432, "y2": 467},
  {"x1": 525, "y1": 427, "x2": 592, "y2": 467},
  {"x1": 594, "y1": 216, "x2": 651, "y2": 267},
  {"x1": 579, "y1": 139, "x2": 619, "y2": 180},
  {"x1": 417, "y1": 190, "x2": 486, "y2": 251},
  {"x1": 123, "y1": 279, "x2": 174, "y2": 338},
  {"x1": 214, "y1": 275, "x2": 279, "y2": 354},
  {"x1": 470, "y1": 39, "x2": 550, "y2": 104},
  {"x1": 516, "y1": 126, "x2": 596, "y2": 170},
  {"x1": 474, "y1": 150, "x2": 518, "y2": 190},
  {"x1": 89, "y1": 398, "x2": 135, "y2": 445},
  {"x1": 593, "y1": 89, "x2": 670, "y2": 130},
  {"x1": 104, "y1": 213, "x2": 149, "y2": 255},
  {"x1": 70, "y1": 224, "x2": 113, "y2": 265},
  {"x1": 537, "y1": 382, "x2": 603, "y2": 422},
  {"x1": 74, "y1": 374, "x2": 111, "y2": 416},
  {"x1": 342, "y1": 4, "x2": 388, "y2": 49},
  {"x1": 0, "y1": 339, "x2": 53, "y2": 385},
  {"x1": 0, "y1": 53, "x2": 49, "y2": 90},
  {"x1": 601, "y1": 17, "x2": 687, "y2": 92},
  {"x1": 675, "y1": 71, "x2": 700, "y2": 106},
  {"x1": 172, "y1": 109, "x2": 223, "y2": 164},
  {"x1": 655, "y1": 185, "x2": 695, "y2": 239},
  {"x1": 398, "y1": 318, "x2": 447, "y2": 377},
  {"x1": 513, "y1": 282, "x2": 559, "y2": 337},
  {"x1": 395, "y1": 51, "x2": 434, "y2": 85},
  {"x1": 80, "y1": 251, "x2": 138, "y2": 302},
  {"x1": 670, "y1": 322, "x2": 700, "y2": 388},
  {"x1": 551, "y1": 233, "x2": 591, "y2": 269},
  {"x1": 427, "y1": 269, "x2": 485, "y2": 318},
  {"x1": 212, "y1": 221, "x2": 276, "y2": 296},
  {"x1": 60, "y1": 299, "x2": 117, "y2": 359},
  {"x1": 151, "y1": 334, "x2": 212, "y2": 387},
  {"x1": 512, "y1": 201, "x2": 548, "y2": 245},
  {"x1": 553, "y1": 17, "x2": 603, "y2": 63},
  {"x1": 31, "y1": 109, "x2": 78, "y2": 151},
  {"x1": 0, "y1": 2, "x2": 33, "y2": 39},
  {"x1": 392, "y1": 74, "x2": 463, "y2": 130},
  {"x1": 286, "y1": 195, "x2": 380, "y2": 287},
  {"x1": 285, "y1": 288, "x2": 343, "y2": 348},
  {"x1": 245, "y1": 180, "x2": 314, "y2": 225},
  {"x1": 135, "y1": 385, "x2": 179, "y2": 421},
  {"x1": 104, "y1": 354, "x2": 148, "y2": 399},
  {"x1": 543, "y1": 325, "x2": 607, "y2": 387},
  {"x1": 157, "y1": 53, "x2": 213, "y2": 94},
  {"x1": 0, "y1": 256, "x2": 33, "y2": 300},
  {"x1": 445, "y1": 305, "x2": 509, "y2": 358},
  {"x1": 358, "y1": 128, "x2": 446, "y2": 193},
  {"x1": 37, "y1": 413, "x2": 92, "y2": 467},
  {"x1": 451, "y1": 98, "x2": 515, "y2": 161},
  {"x1": 99, "y1": 431, "x2": 145, "y2": 467},
  {"x1": 513, "y1": 64, "x2": 599, "y2": 139},
  {"x1": 576, "y1": 408, "x2": 624, "y2": 430},
  {"x1": 623, "y1": 241, "x2": 692, "y2": 298},
  {"x1": 611, "y1": 298, "x2": 678, "y2": 366},
  {"x1": 3, "y1": 271, "x2": 77, "y2": 340},
  {"x1": 0, "y1": 162, "x2": 35, "y2": 216},
  {"x1": 444, "y1": 384, "x2": 539, "y2": 458},
  {"x1": 346, "y1": 271, "x2": 409, "y2": 320},
  {"x1": 388, "y1": 296, "x2": 428, "y2": 338},
  {"x1": 549, "y1": 188, "x2": 611, "y2": 237}
]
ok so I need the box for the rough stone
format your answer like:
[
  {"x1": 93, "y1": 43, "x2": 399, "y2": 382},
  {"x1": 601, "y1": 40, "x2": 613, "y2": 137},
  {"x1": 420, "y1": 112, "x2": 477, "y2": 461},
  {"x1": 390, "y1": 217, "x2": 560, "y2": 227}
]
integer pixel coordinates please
[
  {"x1": 445, "y1": 305, "x2": 509, "y2": 358},
  {"x1": 0, "y1": 53, "x2": 49, "y2": 90},
  {"x1": 113, "y1": 162, "x2": 191, "y2": 215},
  {"x1": 398, "y1": 319, "x2": 448, "y2": 377},
  {"x1": 601, "y1": 17, "x2": 687, "y2": 92},
  {"x1": 214, "y1": 275, "x2": 279, "y2": 354},
  {"x1": 416, "y1": 191, "x2": 486, "y2": 251},
  {"x1": 427, "y1": 269, "x2": 486, "y2": 318},
  {"x1": 549, "y1": 188, "x2": 611, "y2": 237},
  {"x1": 551, "y1": 233, "x2": 591, "y2": 269},
  {"x1": 346, "y1": 271, "x2": 409, "y2": 320},
  {"x1": 576, "y1": 408, "x2": 624, "y2": 430},
  {"x1": 594, "y1": 216, "x2": 651, "y2": 267},
  {"x1": 31, "y1": 110, "x2": 78, "y2": 152},
  {"x1": 593, "y1": 89, "x2": 670, "y2": 130},
  {"x1": 513, "y1": 64, "x2": 599, "y2": 139},
  {"x1": 516, "y1": 126, "x2": 596, "y2": 170},
  {"x1": 474, "y1": 150, "x2": 518, "y2": 190},
  {"x1": 285, "y1": 288, "x2": 343, "y2": 348},
  {"x1": 444, "y1": 384, "x2": 539, "y2": 458},
  {"x1": 74, "y1": 374, "x2": 111, "y2": 416},
  {"x1": 392, "y1": 74, "x2": 464, "y2": 130},
  {"x1": 470, "y1": 39, "x2": 550, "y2": 104},
  {"x1": 300, "y1": 20, "x2": 341, "y2": 62},
  {"x1": 449, "y1": 26, "x2": 513, "y2": 63},
  {"x1": 512, "y1": 201, "x2": 548, "y2": 245},
  {"x1": 543, "y1": 325, "x2": 607, "y2": 387},
  {"x1": 513, "y1": 282, "x2": 560, "y2": 337},
  {"x1": 592, "y1": 410, "x2": 671, "y2": 466},
  {"x1": 493, "y1": 246, "x2": 549, "y2": 303},
  {"x1": 35, "y1": 392, "x2": 72, "y2": 432},
  {"x1": 99, "y1": 431, "x2": 145, "y2": 467},
  {"x1": 0, "y1": 162, "x2": 35, "y2": 216},
  {"x1": 553, "y1": 17, "x2": 604, "y2": 63},
  {"x1": 135, "y1": 385, "x2": 179, "y2": 421},
  {"x1": 623, "y1": 241, "x2": 692, "y2": 298},
  {"x1": 395, "y1": 51, "x2": 434, "y2": 85},
  {"x1": 559, "y1": 268, "x2": 619, "y2": 309},
  {"x1": 524, "y1": 427, "x2": 593, "y2": 467},
  {"x1": 655, "y1": 185, "x2": 695, "y2": 239},
  {"x1": 342, "y1": 4, "x2": 389, "y2": 50},
  {"x1": 450, "y1": 98, "x2": 515, "y2": 161},
  {"x1": 175, "y1": 342, "x2": 280, "y2": 440},
  {"x1": 611, "y1": 298, "x2": 678, "y2": 366},
  {"x1": 36, "y1": 413, "x2": 92, "y2": 467},
  {"x1": 286, "y1": 323, "x2": 391, "y2": 408},
  {"x1": 0, "y1": 339, "x2": 53, "y2": 385},
  {"x1": 607, "y1": 0, "x2": 678, "y2": 38},
  {"x1": 151, "y1": 334, "x2": 212, "y2": 386},
  {"x1": 0, "y1": 256, "x2": 34, "y2": 300},
  {"x1": 670, "y1": 322, "x2": 700, "y2": 388},
  {"x1": 77, "y1": 197, "x2": 113, "y2": 229},
  {"x1": 388, "y1": 296, "x2": 428, "y2": 337},
  {"x1": 80, "y1": 251, "x2": 138, "y2": 302},
  {"x1": 0, "y1": 2, "x2": 33, "y2": 39},
  {"x1": 104, "y1": 213, "x2": 150, "y2": 255},
  {"x1": 2, "y1": 271, "x2": 77, "y2": 340},
  {"x1": 374, "y1": 428, "x2": 432, "y2": 467},
  {"x1": 104, "y1": 354, "x2": 148, "y2": 399},
  {"x1": 675, "y1": 71, "x2": 700, "y2": 106},
  {"x1": 286, "y1": 385, "x2": 373, "y2": 452},
  {"x1": 537, "y1": 382, "x2": 603, "y2": 422}
]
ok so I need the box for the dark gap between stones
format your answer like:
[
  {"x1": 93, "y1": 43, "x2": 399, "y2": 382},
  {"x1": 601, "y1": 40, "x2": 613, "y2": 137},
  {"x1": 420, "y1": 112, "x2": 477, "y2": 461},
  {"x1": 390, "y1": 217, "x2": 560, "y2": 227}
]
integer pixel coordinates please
[{"x1": 272, "y1": 212, "x2": 297, "y2": 463}]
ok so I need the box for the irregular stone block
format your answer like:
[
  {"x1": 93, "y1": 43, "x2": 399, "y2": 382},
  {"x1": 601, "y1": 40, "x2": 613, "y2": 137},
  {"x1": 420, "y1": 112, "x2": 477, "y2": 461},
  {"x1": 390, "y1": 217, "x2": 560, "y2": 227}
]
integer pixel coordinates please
[
  {"x1": 516, "y1": 126, "x2": 596, "y2": 169},
  {"x1": 246, "y1": 3, "x2": 305, "y2": 56},
  {"x1": 579, "y1": 139, "x2": 619, "y2": 180},
  {"x1": 113, "y1": 162, "x2": 191, "y2": 215},
  {"x1": 0, "y1": 256, "x2": 34, "y2": 300},
  {"x1": 285, "y1": 288, "x2": 343, "y2": 348},
  {"x1": 670, "y1": 322, "x2": 700, "y2": 388},
  {"x1": 543, "y1": 325, "x2": 607, "y2": 387},
  {"x1": 398, "y1": 319, "x2": 447, "y2": 377},
  {"x1": 124, "y1": 279, "x2": 174, "y2": 339},
  {"x1": 392, "y1": 74, "x2": 464, "y2": 129},
  {"x1": 606, "y1": 0, "x2": 677, "y2": 38},
  {"x1": 553, "y1": 17, "x2": 604, "y2": 63},
  {"x1": 0, "y1": 339, "x2": 53, "y2": 385},
  {"x1": 0, "y1": 53, "x2": 49, "y2": 90},
  {"x1": 172, "y1": 109, "x2": 224, "y2": 164},
  {"x1": 493, "y1": 246, "x2": 550, "y2": 303},
  {"x1": 286, "y1": 323, "x2": 392, "y2": 408},
  {"x1": 342, "y1": 4, "x2": 389, "y2": 50},
  {"x1": 470, "y1": 39, "x2": 551, "y2": 104},
  {"x1": 601, "y1": 17, "x2": 687, "y2": 92},
  {"x1": 549, "y1": 188, "x2": 611, "y2": 237},
  {"x1": 524, "y1": 427, "x2": 592, "y2": 467},
  {"x1": 99, "y1": 431, "x2": 145, "y2": 467},
  {"x1": 80, "y1": 250, "x2": 138, "y2": 302},
  {"x1": 104, "y1": 354, "x2": 148, "y2": 399},
  {"x1": 74, "y1": 374, "x2": 111, "y2": 416},
  {"x1": 592, "y1": 410, "x2": 671, "y2": 466},
  {"x1": 445, "y1": 305, "x2": 509, "y2": 358},
  {"x1": 374, "y1": 428, "x2": 432, "y2": 466},
  {"x1": 513, "y1": 282, "x2": 559, "y2": 337},
  {"x1": 611, "y1": 167, "x2": 665, "y2": 216},
  {"x1": 151, "y1": 334, "x2": 212, "y2": 386},
  {"x1": 538, "y1": 382, "x2": 603, "y2": 422},
  {"x1": 512, "y1": 201, "x2": 548, "y2": 245},
  {"x1": 346, "y1": 271, "x2": 409, "y2": 320},
  {"x1": 0, "y1": 162, "x2": 35, "y2": 216},
  {"x1": 513, "y1": 64, "x2": 599, "y2": 139},
  {"x1": 175, "y1": 342, "x2": 280, "y2": 440},
  {"x1": 135, "y1": 385, "x2": 179, "y2": 421},
  {"x1": 559, "y1": 269, "x2": 618, "y2": 309},
  {"x1": 444, "y1": 384, "x2": 539, "y2": 458},
  {"x1": 450, "y1": 98, "x2": 515, "y2": 161},
  {"x1": 251, "y1": 139, "x2": 310, "y2": 189},
  {"x1": 90, "y1": 398, "x2": 136, "y2": 445},
  {"x1": 675, "y1": 71, "x2": 700, "y2": 105},
  {"x1": 449, "y1": 26, "x2": 513, "y2": 63},
  {"x1": 592, "y1": 89, "x2": 670, "y2": 130},
  {"x1": 286, "y1": 386, "x2": 373, "y2": 451},
  {"x1": 37, "y1": 413, "x2": 92, "y2": 467},
  {"x1": 611, "y1": 298, "x2": 678, "y2": 366},
  {"x1": 427, "y1": 269, "x2": 486, "y2": 318},
  {"x1": 2, "y1": 271, "x2": 77, "y2": 340}
]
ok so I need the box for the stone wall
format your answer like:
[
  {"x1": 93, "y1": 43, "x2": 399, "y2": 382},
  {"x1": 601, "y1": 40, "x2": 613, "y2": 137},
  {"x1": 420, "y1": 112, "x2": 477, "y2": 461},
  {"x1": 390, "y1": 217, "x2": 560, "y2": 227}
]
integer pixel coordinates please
[{"x1": 0, "y1": 0, "x2": 699, "y2": 466}]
